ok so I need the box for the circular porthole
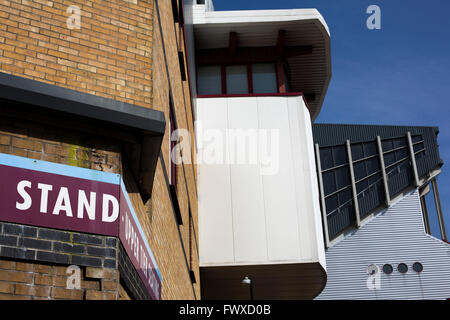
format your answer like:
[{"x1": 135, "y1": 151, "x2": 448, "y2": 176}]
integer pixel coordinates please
[
  {"x1": 413, "y1": 262, "x2": 424, "y2": 273},
  {"x1": 367, "y1": 264, "x2": 379, "y2": 275},
  {"x1": 383, "y1": 264, "x2": 394, "y2": 275},
  {"x1": 397, "y1": 263, "x2": 408, "y2": 274}
]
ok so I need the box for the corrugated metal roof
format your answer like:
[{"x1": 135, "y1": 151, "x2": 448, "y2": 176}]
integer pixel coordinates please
[{"x1": 317, "y1": 190, "x2": 450, "y2": 300}]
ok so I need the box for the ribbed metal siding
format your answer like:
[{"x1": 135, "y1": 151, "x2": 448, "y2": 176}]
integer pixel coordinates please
[{"x1": 316, "y1": 190, "x2": 450, "y2": 300}]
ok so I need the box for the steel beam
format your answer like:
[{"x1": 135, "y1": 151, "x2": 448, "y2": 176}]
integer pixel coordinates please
[
  {"x1": 431, "y1": 178, "x2": 448, "y2": 242},
  {"x1": 315, "y1": 143, "x2": 330, "y2": 248},
  {"x1": 377, "y1": 136, "x2": 391, "y2": 206},
  {"x1": 407, "y1": 132, "x2": 420, "y2": 187},
  {"x1": 346, "y1": 140, "x2": 361, "y2": 227}
]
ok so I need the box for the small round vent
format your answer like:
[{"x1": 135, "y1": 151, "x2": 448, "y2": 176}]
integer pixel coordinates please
[
  {"x1": 397, "y1": 263, "x2": 408, "y2": 274},
  {"x1": 383, "y1": 264, "x2": 393, "y2": 274},
  {"x1": 413, "y1": 262, "x2": 424, "y2": 273}
]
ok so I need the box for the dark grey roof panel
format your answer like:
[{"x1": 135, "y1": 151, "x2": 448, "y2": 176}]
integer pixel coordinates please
[{"x1": 312, "y1": 123, "x2": 443, "y2": 241}]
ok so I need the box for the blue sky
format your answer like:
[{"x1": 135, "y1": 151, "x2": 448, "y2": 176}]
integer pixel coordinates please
[{"x1": 214, "y1": 0, "x2": 450, "y2": 239}]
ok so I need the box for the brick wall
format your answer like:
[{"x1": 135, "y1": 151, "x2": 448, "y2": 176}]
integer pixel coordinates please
[
  {"x1": 0, "y1": 113, "x2": 122, "y2": 172},
  {"x1": 131, "y1": 0, "x2": 199, "y2": 299},
  {"x1": 0, "y1": 258, "x2": 119, "y2": 300},
  {"x1": 0, "y1": 0, "x2": 153, "y2": 108},
  {"x1": 0, "y1": 0, "x2": 199, "y2": 300}
]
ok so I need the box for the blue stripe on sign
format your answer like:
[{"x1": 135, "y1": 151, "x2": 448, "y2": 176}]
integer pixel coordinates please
[
  {"x1": 0, "y1": 152, "x2": 120, "y2": 185},
  {"x1": 120, "y1": 179, "x2": 162, "y2": 280}
]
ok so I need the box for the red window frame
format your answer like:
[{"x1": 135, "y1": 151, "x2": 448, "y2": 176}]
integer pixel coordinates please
[{"x1": 198, "y1": 62, "x2": 285, "y2": 96}]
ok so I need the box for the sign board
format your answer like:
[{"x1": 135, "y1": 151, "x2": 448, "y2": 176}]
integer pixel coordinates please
[
  {"x1": 119, "y1": 186, "x2": 162, "y2": 300},
  {"x1": 0, "y1": 153, "x2": 161, "y2": 299}
]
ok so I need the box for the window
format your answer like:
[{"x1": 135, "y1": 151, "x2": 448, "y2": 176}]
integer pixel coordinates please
[
  {"x1": 169, "y1": 98, "x2": 183, "y2": 225},
  {"x1": 172, "y1": 0, "x2": 179, "y2": 23},
  {"x1": 178, "y1": 51, "x2": 187, "y2": 81},
  {"x1": 169, "y1": 103, "x2": 177, "y2": 187},
  {"x1": 226, "y1": 65, "x2": 248, "y2": 94},
  {"x1": 252, "y1": 63, "x2": 277, "y2": 94},
  {"x1": 197, "y1": 63, "x2": 280, "y2": 95},
  {"x1": 197, "y1": 65, "x2": 222, "y2": 95}
]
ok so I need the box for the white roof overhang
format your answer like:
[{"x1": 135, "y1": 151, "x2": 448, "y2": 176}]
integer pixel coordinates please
[{"x1": 193, "y1": 9, "x2": 332, "y2": 120}]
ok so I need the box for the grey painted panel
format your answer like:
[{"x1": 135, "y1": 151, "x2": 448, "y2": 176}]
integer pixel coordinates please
[{"x1": 316, "y1": 190, "x2": 450, "y2": 300}]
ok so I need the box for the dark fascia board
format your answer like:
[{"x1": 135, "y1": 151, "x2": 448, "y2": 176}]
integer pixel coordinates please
[{"x1": 0, "y1": 72, "x2": 165, "y2": 135}]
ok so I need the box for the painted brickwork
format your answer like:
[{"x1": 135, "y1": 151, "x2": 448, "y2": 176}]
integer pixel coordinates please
[
  {"x1": 0, "y1": 0, "x2": 199, "y2": 300},
  {"x1": 0, "y1": 221, "x2": 118, "y2": 268}
]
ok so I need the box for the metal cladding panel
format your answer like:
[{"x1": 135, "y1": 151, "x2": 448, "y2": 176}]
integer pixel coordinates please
[
  {"x1": 312, "y1": 123, "x2": 443, "y2": 240},
  {"x1": 316, "y1": 190, "x2": 450, "y2": 300},
  {"x1": 312, "y1": 124, "x2": 442, "y2": 178},
  {"x1": 197, "y1": 98, "x2": 235, "y2": 264},
  {"x1": 197, "y1": 96, "x2": 325, "y2": 268}
]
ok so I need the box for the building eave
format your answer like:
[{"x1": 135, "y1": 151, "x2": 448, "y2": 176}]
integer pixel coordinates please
[{"x1": 193, "y1": 8, "x2": 332, "y2": 120}]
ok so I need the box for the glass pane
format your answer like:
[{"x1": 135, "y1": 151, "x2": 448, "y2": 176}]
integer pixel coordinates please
[
  {"x1": 393, "y1": 138, "x2": 406, "y2": 149},
  {"x1": 323, "y1": 171, "x2": 337, "y2": 196},
  {"x1": 356, "y1": 179, "x2": 369, "y2": 194},
  {"x1": 382, "y1": 140, "x2": 393, "y2": 152},
  {"x1": 412, "y1": 135, "x2": 422, "y2": 143},
  {"x1": 363, "y1": 142, "x2": 377, "y2": 157},
  {"x1": 366, "y1": 158, "x2": 380, "y2": 174},
  {"x1": 333, "y1": 146, "x2": 347, "y2": 166},
  {"x1": 338, "y1": 188, "x2": 352, "y2": 205},
  {"x1": 336, "y1": 166, "x2": 350, "y2": 189},
  {"x1": 354, "y1": 161, "x2": 367, "y2": 181},
  {"x1": 325, "y1": 194, "x2": 339, "y2": 213},
  {"x1": 414, "y1": 142, "x2": 425, "y2": 153},
  {"x1": 252, "y1": 63, "x2": 277, "y2": 94},
  {"x1": 351, "y1": 144, "x2": 364, "y2": 161},
  {"x1": 320, "y1": 148, "x2": 333, "y2": 170},
  {"x1": 384, "y1": 152, "x2": 395, "y2": 167},
  {"x1": 226, "y1": 65, "x2": 248, "y2": 94},
  {"x1": 395, "y1": 148, "x2": 408, "y2": 161},
  {"x1": 368, "y1": 173, "x2": 381, "y2": 185},
  {"x1": 197, "y1": 65, "x2": 222, "y2": 95}
]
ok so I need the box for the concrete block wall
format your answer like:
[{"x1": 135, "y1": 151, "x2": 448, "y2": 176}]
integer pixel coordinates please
[{"x1": 0, "y1": 221, "x2": 118, "y2": 268}]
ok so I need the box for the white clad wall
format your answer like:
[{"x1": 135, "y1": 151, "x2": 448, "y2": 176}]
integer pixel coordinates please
[
  {"x1": 197, "y1": 98, "x2": 234, "y2": 264},
  {"x1": 227, "y1": 98, "x2": 267, "y2": 263},
  {"x1": 197, "y1": 96, "x2": 326, "y2": 268},
  {"x1": 316, "y1": 189, "x2": 450, "y2": 300}
]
